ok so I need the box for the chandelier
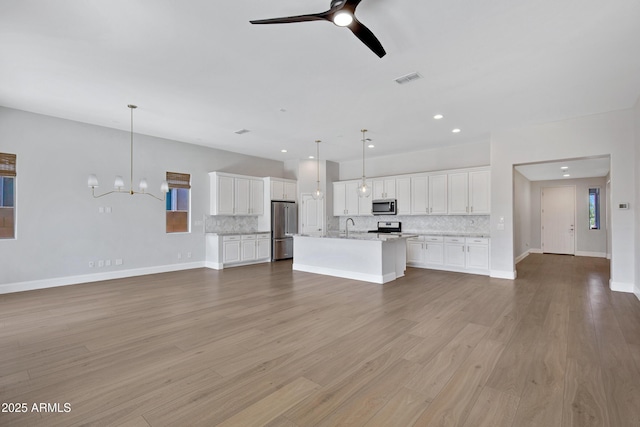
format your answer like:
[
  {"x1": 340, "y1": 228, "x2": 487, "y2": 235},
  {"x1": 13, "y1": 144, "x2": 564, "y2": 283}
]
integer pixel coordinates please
[{"x1": 88, "y1": 105, "x2": 168, "y2": 201}]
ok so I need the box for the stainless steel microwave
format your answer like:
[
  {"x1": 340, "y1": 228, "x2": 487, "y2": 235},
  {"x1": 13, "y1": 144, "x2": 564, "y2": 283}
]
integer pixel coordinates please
[{"x1": 372, "y1": 199, "x2": 397, "y2": 215}]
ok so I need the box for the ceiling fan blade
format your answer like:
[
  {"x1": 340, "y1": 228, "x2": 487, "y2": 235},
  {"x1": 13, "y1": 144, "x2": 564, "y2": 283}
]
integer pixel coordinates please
[
  {"x1": 250, "y1": 12, "x2": 329, "y2": 25},
  {"x1": 348, "y1": 18, "x2": 386, "y2": 58}
]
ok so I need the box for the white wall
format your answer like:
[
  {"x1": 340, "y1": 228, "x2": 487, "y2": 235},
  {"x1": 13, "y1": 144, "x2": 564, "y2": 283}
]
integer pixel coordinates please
[
  {"x1": 490, "y1": 109, "x2": 636, "y2": 292},
  {"x1": 338, "y1": 140, "x2": 490, "y2": 180},
  {"x1": 0, "y1": 107, "x2": 285, "y2": 291},
  {"x1": 513, "y1": 169, "x2": 532, "y2": 262},
  {"x1": 635, "y1": 98, "x2": 640, "y2": 299},
  {"x1": 528, "y1": 177, "x2": 607, "y2": 257}
]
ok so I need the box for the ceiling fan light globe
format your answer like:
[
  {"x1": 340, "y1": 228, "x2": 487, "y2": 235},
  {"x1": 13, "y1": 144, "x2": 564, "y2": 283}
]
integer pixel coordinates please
[{"x1": 333, "y1": 12, "x2": 353, "y2": 27}]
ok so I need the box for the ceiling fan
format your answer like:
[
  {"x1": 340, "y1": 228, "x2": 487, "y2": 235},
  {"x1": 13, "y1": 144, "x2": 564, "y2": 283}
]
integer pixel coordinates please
[{"x1": 250, "y1": 0, "x2": 386, "y2": 58}]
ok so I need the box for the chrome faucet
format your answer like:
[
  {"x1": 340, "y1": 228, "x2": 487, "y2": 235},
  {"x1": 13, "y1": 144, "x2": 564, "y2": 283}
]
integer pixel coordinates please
[{"x1": 345, "y1": 218, "x2": 355, "y2": 237}]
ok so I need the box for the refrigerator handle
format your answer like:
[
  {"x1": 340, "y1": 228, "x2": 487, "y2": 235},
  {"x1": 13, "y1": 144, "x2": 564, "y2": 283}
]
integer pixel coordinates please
[{"x1": 284, "y1": 206, "x2": 288, "y2": 234}]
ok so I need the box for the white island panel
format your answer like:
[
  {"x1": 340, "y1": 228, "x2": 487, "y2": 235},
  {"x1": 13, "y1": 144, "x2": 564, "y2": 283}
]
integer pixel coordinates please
[{"x1": 292, "y1": 235, "x2": 409, "y2": 284}]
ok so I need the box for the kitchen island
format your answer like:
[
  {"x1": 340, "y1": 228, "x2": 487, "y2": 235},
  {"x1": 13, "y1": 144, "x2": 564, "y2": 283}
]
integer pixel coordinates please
[{"x1": 292, "y1": 233, "x2": 416, "y2": 284}]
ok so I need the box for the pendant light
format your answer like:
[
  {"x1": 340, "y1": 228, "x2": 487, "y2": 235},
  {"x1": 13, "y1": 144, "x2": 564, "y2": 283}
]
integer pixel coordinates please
[
  {"x1": 312, "y1": 140, "x2": 324, "y2": 200},
  {"x1": 357, "y1": 129, "x2": 371, "y2": 198},
  {"x1": 88, "y1": 105, "x2": 169, "y2": 201}
]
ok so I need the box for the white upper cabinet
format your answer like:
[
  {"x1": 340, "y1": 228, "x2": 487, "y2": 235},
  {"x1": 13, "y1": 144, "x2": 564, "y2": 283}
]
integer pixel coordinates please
[
  {"x1": 373, "y1": 178, "x2": 396, "y2": 200},
  {"x1": 333, "y1": 180, "x2": 369, "y2": 216},
  {"x1": 270, "y1": 178, "x2": 297, "y2": 201},
  {"x1": 210, "y1": 172, "x2": 265, "y2": 216},
  {"x1": 428, "y1": 174, "x2": 448, "y2": 215},
  {"x1": 447, "y1": 169, "x2": 490, "y2": 215},
  {"x1": 410, "y1": 176, "x2": 428, "y2": 215},
  {"x1": 468, "y1": 170, "x2": 490, "y2": 214},
  {"x1": 448, "y1": 172, "x2": 470, "y2": 214},
  {"x1": 396, "y1": 177, "x2": 411, "y2": 215}
]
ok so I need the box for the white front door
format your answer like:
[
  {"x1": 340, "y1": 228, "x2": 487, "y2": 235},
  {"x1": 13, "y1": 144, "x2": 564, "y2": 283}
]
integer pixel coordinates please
[
  {"x1": 301, "y1": 194, "x2": 324, "y2": 235},
  {"x1": 542, "y1": 186, "x2": 575, "y2": 255}
]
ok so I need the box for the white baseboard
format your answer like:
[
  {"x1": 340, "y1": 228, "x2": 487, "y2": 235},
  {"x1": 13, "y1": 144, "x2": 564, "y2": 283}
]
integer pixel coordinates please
[
  {"x1": 490, "y1": 269, "x2": 516, "y2": 280},
  {"x1": 529, "y1": 248, "x2": 543, "y2": 254},
  {"x1": 609, "y1": 279, "x2": 635, "y2": 294},
  {"x1": 635, "y1": 284, "x2": 640, "y2": 302},
  {"x1": 575, "y1": 251, "x2": 607, "y2": 258},
  {"x1": 0, "y1": 262, "x2": 206, "y2": 295},
  {"x1": 515, "y1": 251, "x2": 529, "y2": 264}
]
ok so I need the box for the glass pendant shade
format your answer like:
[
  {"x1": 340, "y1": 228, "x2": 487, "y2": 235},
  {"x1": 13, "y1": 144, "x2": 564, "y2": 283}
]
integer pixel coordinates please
[
  {"x1": 160, "y1": 180, "x2": 169, "y2": 193},
  {"x1": 114, "y1": 175, "x2": 125, "y2": 190},
  {"x1": 312, "y1": 139, "x2": 324, "y2": 200},
  {"x1": 357, "y1": 180, "x2": 371, "y2": 197},
  {"x1": 87, "y1": 174, "x2": 99, "y2": 188},
  {"x1": 138, "y1": 178, "x2": 148, "y2": 191}
]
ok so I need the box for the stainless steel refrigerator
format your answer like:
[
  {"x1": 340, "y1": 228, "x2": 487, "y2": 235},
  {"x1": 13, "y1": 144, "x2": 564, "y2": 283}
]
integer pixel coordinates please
[{"x1": 271, "y1": 201, "x2": 297, "y2": 261}]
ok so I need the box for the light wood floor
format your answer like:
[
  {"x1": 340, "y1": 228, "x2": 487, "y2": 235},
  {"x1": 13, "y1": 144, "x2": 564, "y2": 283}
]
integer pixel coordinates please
[{"x1": 1, "y1": 254, "x2": 640, "y2": 426}]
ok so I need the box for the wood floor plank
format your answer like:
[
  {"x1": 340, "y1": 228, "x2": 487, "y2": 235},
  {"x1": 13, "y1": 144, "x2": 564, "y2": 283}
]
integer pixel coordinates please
[
  {"x1": 562, "y1": 358, "x2": 610, "y2": 427},
  {"x1": 362, "y1": 387, "x2": 430, "y2": 427},
  {"x1": 1, "y1": 255, "x2": 638, "y2": 426},
  {"x1": 461, "y1": 386, "x2": 519, "y2": 427},
  {"x1": 215, "y1": 377, "x2": 320, "y2": 427},
  {"x1": 410, "y1": 338, "x2": 506, "y2": 427}
]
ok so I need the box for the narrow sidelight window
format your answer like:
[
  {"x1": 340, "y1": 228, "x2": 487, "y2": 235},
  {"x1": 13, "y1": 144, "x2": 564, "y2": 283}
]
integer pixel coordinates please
[
  {"x1": 0, "y1": 153, "x2": 16, "y2": 239},
  {"x1": 589, "y1": 187, "x2": 600, "y2": 230},
  {"x1": 166, "y1": 172, "x2": 190, "y2": 233}
]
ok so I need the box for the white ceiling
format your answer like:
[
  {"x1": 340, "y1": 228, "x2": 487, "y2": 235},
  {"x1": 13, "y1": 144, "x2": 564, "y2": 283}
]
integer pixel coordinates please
[
  {"x1": 515, "y1": 156, "x2": 610, "y2": 181},
  {"x1": 1, "y1": 0, "x2": 639, "y2": 163}
]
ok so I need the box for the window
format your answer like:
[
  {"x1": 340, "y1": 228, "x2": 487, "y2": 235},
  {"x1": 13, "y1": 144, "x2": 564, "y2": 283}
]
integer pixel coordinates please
[
  {"x1": 166, "y1": 172, "x2": 190, "y2": 233},
  {"x1": 589, "y1": 187, "x2": 600, "y2": 230},
  {"x1": 0, "y1": 152, "x2": 16, "y2": 239}
]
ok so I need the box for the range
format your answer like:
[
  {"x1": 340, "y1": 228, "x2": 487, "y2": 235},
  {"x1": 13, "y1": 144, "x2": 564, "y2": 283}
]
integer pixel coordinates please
[{"x1": 368, "y1": 221, "x2": 402, "y2": 234}]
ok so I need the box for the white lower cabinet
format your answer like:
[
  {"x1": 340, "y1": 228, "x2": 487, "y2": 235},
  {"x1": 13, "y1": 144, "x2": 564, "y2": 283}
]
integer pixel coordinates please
[
  {"x1": 206, "y1": 233, "x2": 271, "y2": 270},
  {"x1": 407, "y1": 235, "x2": 489, "y2": 276},
  {"x1": 444, "y1": 237, "x2": 466, "y2": 268}
]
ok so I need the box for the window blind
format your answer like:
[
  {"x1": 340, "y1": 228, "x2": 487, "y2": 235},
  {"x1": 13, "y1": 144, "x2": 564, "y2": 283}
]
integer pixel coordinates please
[
  {"x1": 0, "y1": 153, "x2": 16, "y2": 177},
  {"x1": 166, "y1": 172, "x2": 190, "y2": 189}
]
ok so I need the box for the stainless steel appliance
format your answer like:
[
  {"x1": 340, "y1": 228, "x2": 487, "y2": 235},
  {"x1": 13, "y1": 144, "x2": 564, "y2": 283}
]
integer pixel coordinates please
[
  {"x1": 368, "y1": 221, "x2": 402, "y2": 234},
  {"x1": 372, "y1": 199, "x2": 397, "y2": 215},
  {"x1": 271, "y1": 201, "x2": 297, "y2": 260}
]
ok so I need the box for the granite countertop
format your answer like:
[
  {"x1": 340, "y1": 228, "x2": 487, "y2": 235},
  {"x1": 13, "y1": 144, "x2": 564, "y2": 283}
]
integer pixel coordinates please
[
  {"x1": 296, "y1": 232, "x2": 418, "y2": 242},
  {"x1": 327, "y1": 230, "x2": 490, "y2": 238},
  {"x1": 206, "y1": 231, "x2": 270, "y2": 236}
]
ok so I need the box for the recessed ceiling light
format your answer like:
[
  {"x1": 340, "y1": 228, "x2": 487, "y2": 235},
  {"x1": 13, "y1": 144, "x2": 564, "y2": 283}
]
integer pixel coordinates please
[
  {"x1": 234, "y1": 129, "x2": 250, "y2": 135},
  {"x1": 452, "y1": 128, "x2": 461, "y2": 133},
  {"x1": 281, "y1": 149, "x2": 287, "y2": 153},
  {"x1": 433, "y1": 114, "x2": 444, "y2": 120},
  {"x1": 309, "y1": 155, "x2": 314, "y2": 159},
  {"x1": 563, "y1": 173, "x2": 571, "y2": 177},
  {"x1": 394, "y1": 72, "x2": 423, "y2": 85},
  {"x1": 560, "y1": 166, "x2": 569, "y2": 170},
  {"x1": 368, "y1": 144, "x2": 375, "y2": 148}
]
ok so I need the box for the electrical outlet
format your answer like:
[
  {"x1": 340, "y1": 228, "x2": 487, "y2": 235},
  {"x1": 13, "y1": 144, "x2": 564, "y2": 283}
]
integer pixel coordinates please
[
  {"x1": 177, "y1": 253, "x2": 182, "y2": 260},
  {"x1": 105, "y1": 259, "x2": 111, "y2": 267},
  {"x1": 98, "y1": 260, "x2": 104, "y2": 267},
  {"x1": 98, "y1": 207, "x2": 104, "y2": 214},
  {"x1": 187, "y1": 252, "x2": 192, "y2": 258},
  {"x1": 89, "y1": 261, "x2": 95, "y2": 268},
  {"x1": 106, "y1": 207, "x2": 112, "y2": 213},
  {"x1": 115, "y1": 259, "x2": 123, "y2": 265}
]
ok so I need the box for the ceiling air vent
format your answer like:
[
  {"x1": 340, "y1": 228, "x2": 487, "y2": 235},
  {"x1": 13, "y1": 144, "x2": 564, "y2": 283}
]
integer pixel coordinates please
[
  {"x1": 394, "y1": 72, "x2": 423, "y2": 85},
  {"x1": 234, "y1": 129, "x2": 250, "y2": 135}
]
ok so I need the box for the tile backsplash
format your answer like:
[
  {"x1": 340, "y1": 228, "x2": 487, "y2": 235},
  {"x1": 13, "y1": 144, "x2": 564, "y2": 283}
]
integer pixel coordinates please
[
  {"x1": 334, "y1": 215, "x2": 490, "y2": 234},
  {"x1": 205, "y1": 216, "x2": 258, "y2": 233}
]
